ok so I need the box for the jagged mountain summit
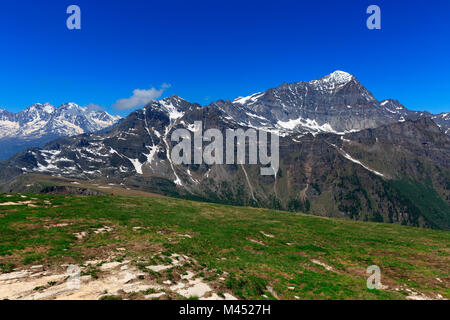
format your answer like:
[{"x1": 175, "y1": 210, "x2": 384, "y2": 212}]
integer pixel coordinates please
[
  {"x1": 0, "y1": 103, "x2": 122, "y2": 160},
  {"x1": 214, "y1": 71, "x2": 449, "y2": 136},
  {"x1": 0, "y1": 102, "x2": 122, "y2": 139},
  {"x1": 431, "y1": 112, "x2": 450, "y2": 134},
  {"x1": 0, "y1": 71, "x2": 449, "y2": 229}
]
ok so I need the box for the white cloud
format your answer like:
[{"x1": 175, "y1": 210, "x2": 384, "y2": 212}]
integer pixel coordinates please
[
  {"x1": 84, "y1": 103, "x2": 104, "y2": 112},
  {"x1": 113, "y1": 84, "x2": 171, "y2": 110}
]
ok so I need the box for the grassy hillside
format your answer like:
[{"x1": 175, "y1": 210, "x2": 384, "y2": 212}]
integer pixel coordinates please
[
  {"x1": 0, "y1": 193, "x2": 448, "y2": 300},
  {"x1": 389, "y1": 179, "x2": 450, "y2": 229}
]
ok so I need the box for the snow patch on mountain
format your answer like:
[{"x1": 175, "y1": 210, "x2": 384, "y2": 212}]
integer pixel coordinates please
[
  {"x1": 159, "y1": 100, "x2": 184, "y2": 121},
  {"x1": 233, "y1": 92, "x2": 264, "y2": 105},
  {"x1": 277, "y1": 117, "x2": 337, "y2": 134},
  {"x1": 128, "y1": 158, "x2": 143, "y2": 175},
  {"x1": 330, "y1": 143, "x2": 385, "y2": 177}
]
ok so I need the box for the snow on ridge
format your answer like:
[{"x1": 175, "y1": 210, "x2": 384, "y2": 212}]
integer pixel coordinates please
[
  {"x1": 233, "y1": 92, "x2": 264, "y2": 105},
  {"x1": 277, "y1": 117, "x2": 303, "y2": 130},
  {"x1": 245, "y1": 112, "x2": 267, "y2": 120},
  {"x1": 157, "y1": 99, "x2": 184, "y2": 121},
  {"x1": 380, "y1": 100, "x2": 405, "y2": 114},
  {"x1": 38, "y1": 103, "x2": 56, "y2": 114},
  {"x1": 27, "y1": 103, "x2": 56, "y2": 114},
  {"x1": 277, "y1": 117, "x2": 338, "y2": 134},
  {"x1": 432, "y1": 112, "x2": 450, "y2": 120},
  {"x1": 233, "y1": 71, "x2": 354, "y2": 108}
]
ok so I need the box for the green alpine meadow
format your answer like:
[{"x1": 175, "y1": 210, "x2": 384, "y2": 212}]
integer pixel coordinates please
[{"x1": 0, "y1": 192, "x2": 448, "y2": 300}]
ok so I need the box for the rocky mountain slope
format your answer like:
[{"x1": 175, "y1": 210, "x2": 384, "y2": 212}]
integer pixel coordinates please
[
  {"x1": 213, "y1": 71, "x2": 450, "y2": 136},
  {"x1": 0, "y1": 103, "x2": 122, "y2": 160},
  {"x1": 0, "y1": 71, "x2": 448, "y2": 229}
]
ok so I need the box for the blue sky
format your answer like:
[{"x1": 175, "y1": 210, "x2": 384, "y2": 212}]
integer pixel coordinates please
[{"x1": 1, "y1": 0, "x2": 449, "y2": 116}]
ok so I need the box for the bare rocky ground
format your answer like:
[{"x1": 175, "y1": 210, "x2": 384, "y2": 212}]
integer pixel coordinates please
[
  {"x1": 0, "y1": 197, "x2": 235, "y2": 300},
  {"x1": 0, "y1": 252, "x2": 237, "y2": 300},
  {"x1": 0, "y1": 249, "x2": 440, "y2": 300}
]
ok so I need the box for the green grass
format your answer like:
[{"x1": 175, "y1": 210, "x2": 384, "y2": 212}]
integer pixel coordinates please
[
  {"x1": 100, "y1": 295, "x2": 122, "y2": 300},
  {"x1": 0, "y1": 193, "x2": 448, "y2": 300},
  {"x1": 0, "y1": 262, "x2": 15, "y2": 273}
]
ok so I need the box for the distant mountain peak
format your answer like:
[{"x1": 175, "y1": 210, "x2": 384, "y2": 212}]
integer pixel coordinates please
[
  {"x1": 164, "y1": 94, "x2": 184, "y2": 101},
  {"x1": 145, "y1": 95, "x2": 197, "y2": 121},
  {"x1": 0, "y1": 102, "x2": 122, "y2": 159},
  {"x1": 27, "y1": 102, "x2": 56, "y2": 114},
  {"x1": 210, "y1": 71, "x2": 448, "y2": 136},
  {"x1": 59, "y1": 102, "x2": 80, "y2": 109},
  {"x1": 158, "y1": 95, "x2": 192, "y2": 107}
]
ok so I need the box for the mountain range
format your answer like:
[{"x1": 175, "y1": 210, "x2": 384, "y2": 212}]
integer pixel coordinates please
[
  {"x1": 0, "y1": 103, "x2": 122, "y2": 160},
  {"x1": 0, "y1": 71, "x2": 449, "y2": 229}
]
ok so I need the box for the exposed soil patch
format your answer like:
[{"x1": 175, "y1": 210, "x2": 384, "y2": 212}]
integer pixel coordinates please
[
  {"x1": 40, "y1": 186, "x2": 103, "y2": 196},
  {"x1": 260, "y1": 231, "x2": 274, "y2": 238},
  {"x1": 311, "y1": 259, "x2": 335, "y2": 272},
  {"x1": 0, "y1": 252, "x2": 237, "y2": 300},
  {"x1": 0, "y1": 201, "x2": 34, "y2": 206},
  {"x1": 247, "y1": 238, "x2": 266, "y2": 246}
]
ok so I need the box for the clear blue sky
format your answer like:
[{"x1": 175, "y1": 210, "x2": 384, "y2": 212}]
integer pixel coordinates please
[{"x1": 1, "y1": 0, "x2": 449, "y2": 116}]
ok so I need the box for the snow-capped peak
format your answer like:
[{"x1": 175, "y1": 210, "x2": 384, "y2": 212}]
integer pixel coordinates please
[
  {"x1": 30, "y1": 103, "x2": 56, "y2": 114},
  {"x1": 26, "y1": 103, "x2": 56, "y2": 114},
  {"x1": 307, "y1": 70, "x2": 355, "y2": 92},
  {"x1": 59, "y1": 102, "x2": 80, "y2": 110},
  {"x1": 317, "y1": 70, "x2": 354, "y2": 85},
  {"x1": 327, "y1": 70, "x2": 353, "y2": 82},
  {"x1": 0, "y1": 102, "x2": 122, "y2": 140},
  {"x1": 145, "y1": 95, "x2": 191, "y2": 121}
]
